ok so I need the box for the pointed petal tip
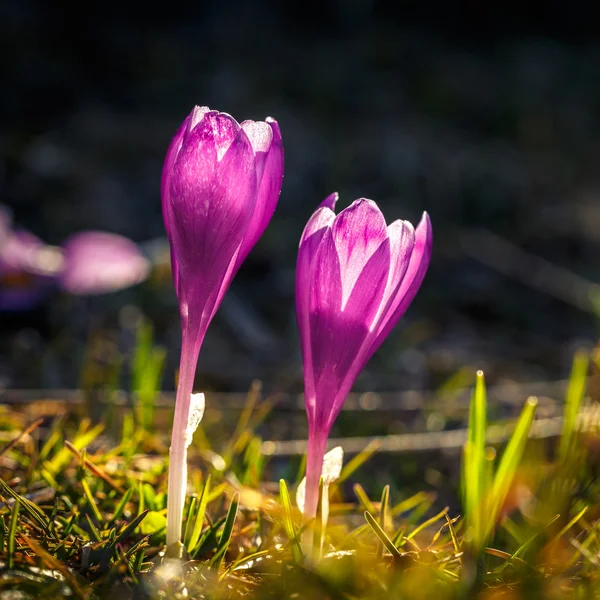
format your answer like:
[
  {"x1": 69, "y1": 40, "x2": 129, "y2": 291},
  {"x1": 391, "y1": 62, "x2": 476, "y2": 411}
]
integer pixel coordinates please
[
  {"x1": 266, "y1": 118, "x2": 282, "y2": 143},
  {"x1": 241, "y1": 120, "x2": 273, "y2": 154},
  {"x1": 416, "y1": 211, "x2": 433, "y2": 237},
  {"x1": 188, "y1": 106, "x2": 211, "y2": 131},
  {"x1": 348, "y1": 197, "x2": 382, "y2": 212},
  {"x1": 320, "y1": 192, "x2": 339, "y2": 211},
  {"x1": 338, "y1": 197, "x2": 385, "y2": 223}
]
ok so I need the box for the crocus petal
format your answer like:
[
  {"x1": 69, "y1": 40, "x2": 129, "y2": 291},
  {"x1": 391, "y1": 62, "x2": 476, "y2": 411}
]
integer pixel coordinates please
[
  {"x1": 370, "y1": 219, "x2": 415, "y2": 327},
  {"x1": 0, "y1": 226, "x2": 57, "y2": 310},
  {"x1": 296, "y1": 198, "x2": 336, "y2": 407},
  {"x1": 203, "y1": 110, "x2": 240, "y2": 160},
  {"x1": 161, "y1": 115, "x2": 191, "y2": 241},
  {"x1": 241, "y1": 119, "x2": 273, "y2": 183},
  {"x1": 60, "y1": 232, "x2": 150, "y2": 295},
  {"x1": 296, "y1": 197, "x2": 431, "y2": 526},
  {"x1": 233, "y1": 118, "x2": 284, "y2": 271},
  {"x1": 186, "y1": 105, "x2": 211, "y2": 134},
  {"x1": 371, "y1": 212, "x2": 432, "y2": 350},
  {"x1": 168, "y1": 116, "x2": 256, "y2": 306},
  {"x1": 162, "y1": 106, "x2": 284, "y2": 548},
  {"x1": 299, "y1": 193, "x2": 338, "y2": 248},
  {"x1": 306, "y1": 227, "x2": 343, "y2": 421},
  {"x1": 307, "y1": 231, "x2": 390, "y2": 427},
  {"x1": 331, "y1": 199, "x2": 388, "y2": 307},
  {"x1": 0, "y1": 230, "x2": 45, "y2": 271},
  {"x1": 322, "y1": 238, "x2": 391, "y2": 428}
]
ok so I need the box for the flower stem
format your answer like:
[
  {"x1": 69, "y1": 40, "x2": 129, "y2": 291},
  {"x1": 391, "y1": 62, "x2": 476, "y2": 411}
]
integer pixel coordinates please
[
  {"x1": 302, "y1": 427, "x2": 328, "y2": 557},
  {"x1": 166, "y1": 329, "x2": 199, "y2": 547}
]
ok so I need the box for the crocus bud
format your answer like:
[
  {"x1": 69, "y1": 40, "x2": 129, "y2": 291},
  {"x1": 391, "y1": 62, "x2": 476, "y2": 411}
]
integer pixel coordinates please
[
  {"x1": 296, "y1": 194, "x2": 432, "y2": 525},
  {"x1": 161, "y1": 106, "x2": 284, "y2": 546},
  {"x1": 162, "y1": 106, "x2": 284, "y2": 328}
]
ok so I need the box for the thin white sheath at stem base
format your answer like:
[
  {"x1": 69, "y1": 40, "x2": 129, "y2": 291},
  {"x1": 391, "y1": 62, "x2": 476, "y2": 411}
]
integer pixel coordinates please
[
  {"x1": 165, "y1": 385, "x2": 205, "y2": 548},
  {"x1": 297, "y1": 446, "x2": 344, "y2": 559}
]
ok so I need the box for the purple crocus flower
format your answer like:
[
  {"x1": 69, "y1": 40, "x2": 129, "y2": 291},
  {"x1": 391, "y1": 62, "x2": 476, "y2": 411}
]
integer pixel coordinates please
[
  {"x1": 296, "y1": 194, "x2": 432, "y2": 526},
  {"x1": 60, "y1": 231, "x2": 150, "y2": 295},
  {"x1": 161, "y1": 106, "x2": 284, "y2": 545},
  {"x1": 0, "y1": 229, "x2": 54, "y2": 310}
]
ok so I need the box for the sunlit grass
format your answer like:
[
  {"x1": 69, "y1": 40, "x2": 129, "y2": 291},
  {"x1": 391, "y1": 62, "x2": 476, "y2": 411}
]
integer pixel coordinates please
[{"x1": 0, "y1": 350, "x2": 599, "y2": 598}]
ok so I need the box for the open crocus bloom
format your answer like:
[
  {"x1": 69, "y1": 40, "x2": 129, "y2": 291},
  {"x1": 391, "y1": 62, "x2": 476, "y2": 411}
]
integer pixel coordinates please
[
  {"x1": 161, "y1": 106, "x2": 284, "y2": 546},
  {"x1": 296, "y1": 194, "x2": 432, "y2": 525}
]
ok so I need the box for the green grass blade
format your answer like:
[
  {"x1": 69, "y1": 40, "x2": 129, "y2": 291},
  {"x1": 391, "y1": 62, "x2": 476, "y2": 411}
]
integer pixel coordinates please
[
  {"x1": 364, "y1": 510, "x2": 401, "y2": 557},
  {"x1": 353, "y1": 483, "x2": 375, "y2": 513},
  {"x1": 62, "y1": 511, "x2": 77, "y2": 537},
  {"x1": 0, "y1": 479, "x2": 52, "y2": 536},
  {"x1": 242, "y1": 435, "x2": 264, "y2": 488},
  {"x1": 187, "y1": 475, "x2": 211, "y2": 554},
  {"x1": 391, "y1": 491, "x2": 435, "y2": 517},
  {"x1": 377, "y1": 485, "x2": 391, "y2": 558},
  {"x1": 504, "y1": 514, "x2": 561, "y2": 565},
  {"x1": 85, "y1": 513, "x2": 103, "y2": 542},
  {"x1": 131, "y1": 319, "x2": 166, "y2": 431},
  {"x1": 445, "y1": 513, "x2": 460, "y2": 555},
  {"x1": 183, "y1": 496, "x2": 197, "y2": 549},
  {"x1": 402, "y1": 507, "x2": 449, "y2": 546},
  {"x1": 7, "y1": 498, "x2": 20, "y2": 569},
  {"x1": 224, "y1": 380, "x2": 262, "y2": 465},
  {"x1": 210, "y1": 493, "x2": 239, "y2": 569},
  {"x1": 559, "y1": 350, "x2": 588, "y2": 462},
  {"x1": 337, "y1": 440, "x2": 380, "y2": 484},
  {"x1": 279, "y1": 479, "x2": 303, "y2": 563},
  {"x1": 380, "y1": 485, "x2": 391, "y2": 531},
  {"x1": 463, "y1": 370, "x2": 487, "y2": 546},
  {"x1": 109, "y1": 486, "x2": 134, "y2": 525},
  {"x1": 488, "y1": 396, "x2": 538, "y2": 538},
  {"x1": 551, "y1": 506, "x2": 588, "y2": 544},
  {"x1": 46, "y1": 423, "x2": 104, "y2": 476},
  {"x1": 0, "y1": 516, "x2": 5, "y2": 556},
  {"x1": 81, "y1": 479, "x2": 103, "y2": 524},
  {"x1": 111, "y1": 509, "x2": 149, "y2": 549}
]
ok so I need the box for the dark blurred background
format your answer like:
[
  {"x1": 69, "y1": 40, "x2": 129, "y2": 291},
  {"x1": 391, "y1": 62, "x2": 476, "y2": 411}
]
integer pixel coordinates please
[{"x1": 2, "y1": 0, "x2": 600, "y2": 398}]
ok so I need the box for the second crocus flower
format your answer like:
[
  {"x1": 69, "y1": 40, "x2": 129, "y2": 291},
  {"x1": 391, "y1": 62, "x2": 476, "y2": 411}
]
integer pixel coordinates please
[
  {"x1": 296, "y1": 194, "x2": 432, "y2": 528},
  {"x1": 161, "y1": 106, "x2": 284, "y2": 546}
]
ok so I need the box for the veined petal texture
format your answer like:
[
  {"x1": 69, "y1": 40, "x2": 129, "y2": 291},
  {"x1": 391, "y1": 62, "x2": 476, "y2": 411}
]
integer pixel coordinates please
[
  {"x1": 160, "y1": 104, "x2": 284, "y2": 337},
  {"x1": 297, "y1": 195, "x2": 431, "y2": 432}
]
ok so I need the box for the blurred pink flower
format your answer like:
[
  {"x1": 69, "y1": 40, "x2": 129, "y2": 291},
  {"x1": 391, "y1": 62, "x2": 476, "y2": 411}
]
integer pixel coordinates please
[
  {"x1": 60, "y1": 231, "x2": 150, "y2": 295},
  {"x1": 0, "y1": 205, "x2": 151, "y2": 309}
]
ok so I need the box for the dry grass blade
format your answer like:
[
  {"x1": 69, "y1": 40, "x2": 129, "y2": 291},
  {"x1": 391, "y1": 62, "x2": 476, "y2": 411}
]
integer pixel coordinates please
[
  {"x1": 18, "y1": 532, "x2": 89, "y2": 599},
  {"x1": 64, "y1": 440, "x2": 124, "y2": 493},
  {"x1": 0, "y1": 417, "x2": 44, "y2": 458}
]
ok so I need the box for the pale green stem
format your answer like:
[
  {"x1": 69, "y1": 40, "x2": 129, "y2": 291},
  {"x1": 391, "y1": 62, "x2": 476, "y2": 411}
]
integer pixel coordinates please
[
  {"x1": 166, "y1": 327, "x2": 200, "y2": 547},
  {"x1": 302, "y1": 426, "x2": 328, "y2": 557}
]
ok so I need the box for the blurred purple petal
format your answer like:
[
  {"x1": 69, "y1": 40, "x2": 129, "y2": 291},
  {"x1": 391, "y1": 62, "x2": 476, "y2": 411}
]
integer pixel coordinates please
[
  {"x1": 0, "y1": 227, "x2": 55, "y2": 310},
  {"x1": 60, "y1": 231, "x2": 150, "y2": 295}
]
